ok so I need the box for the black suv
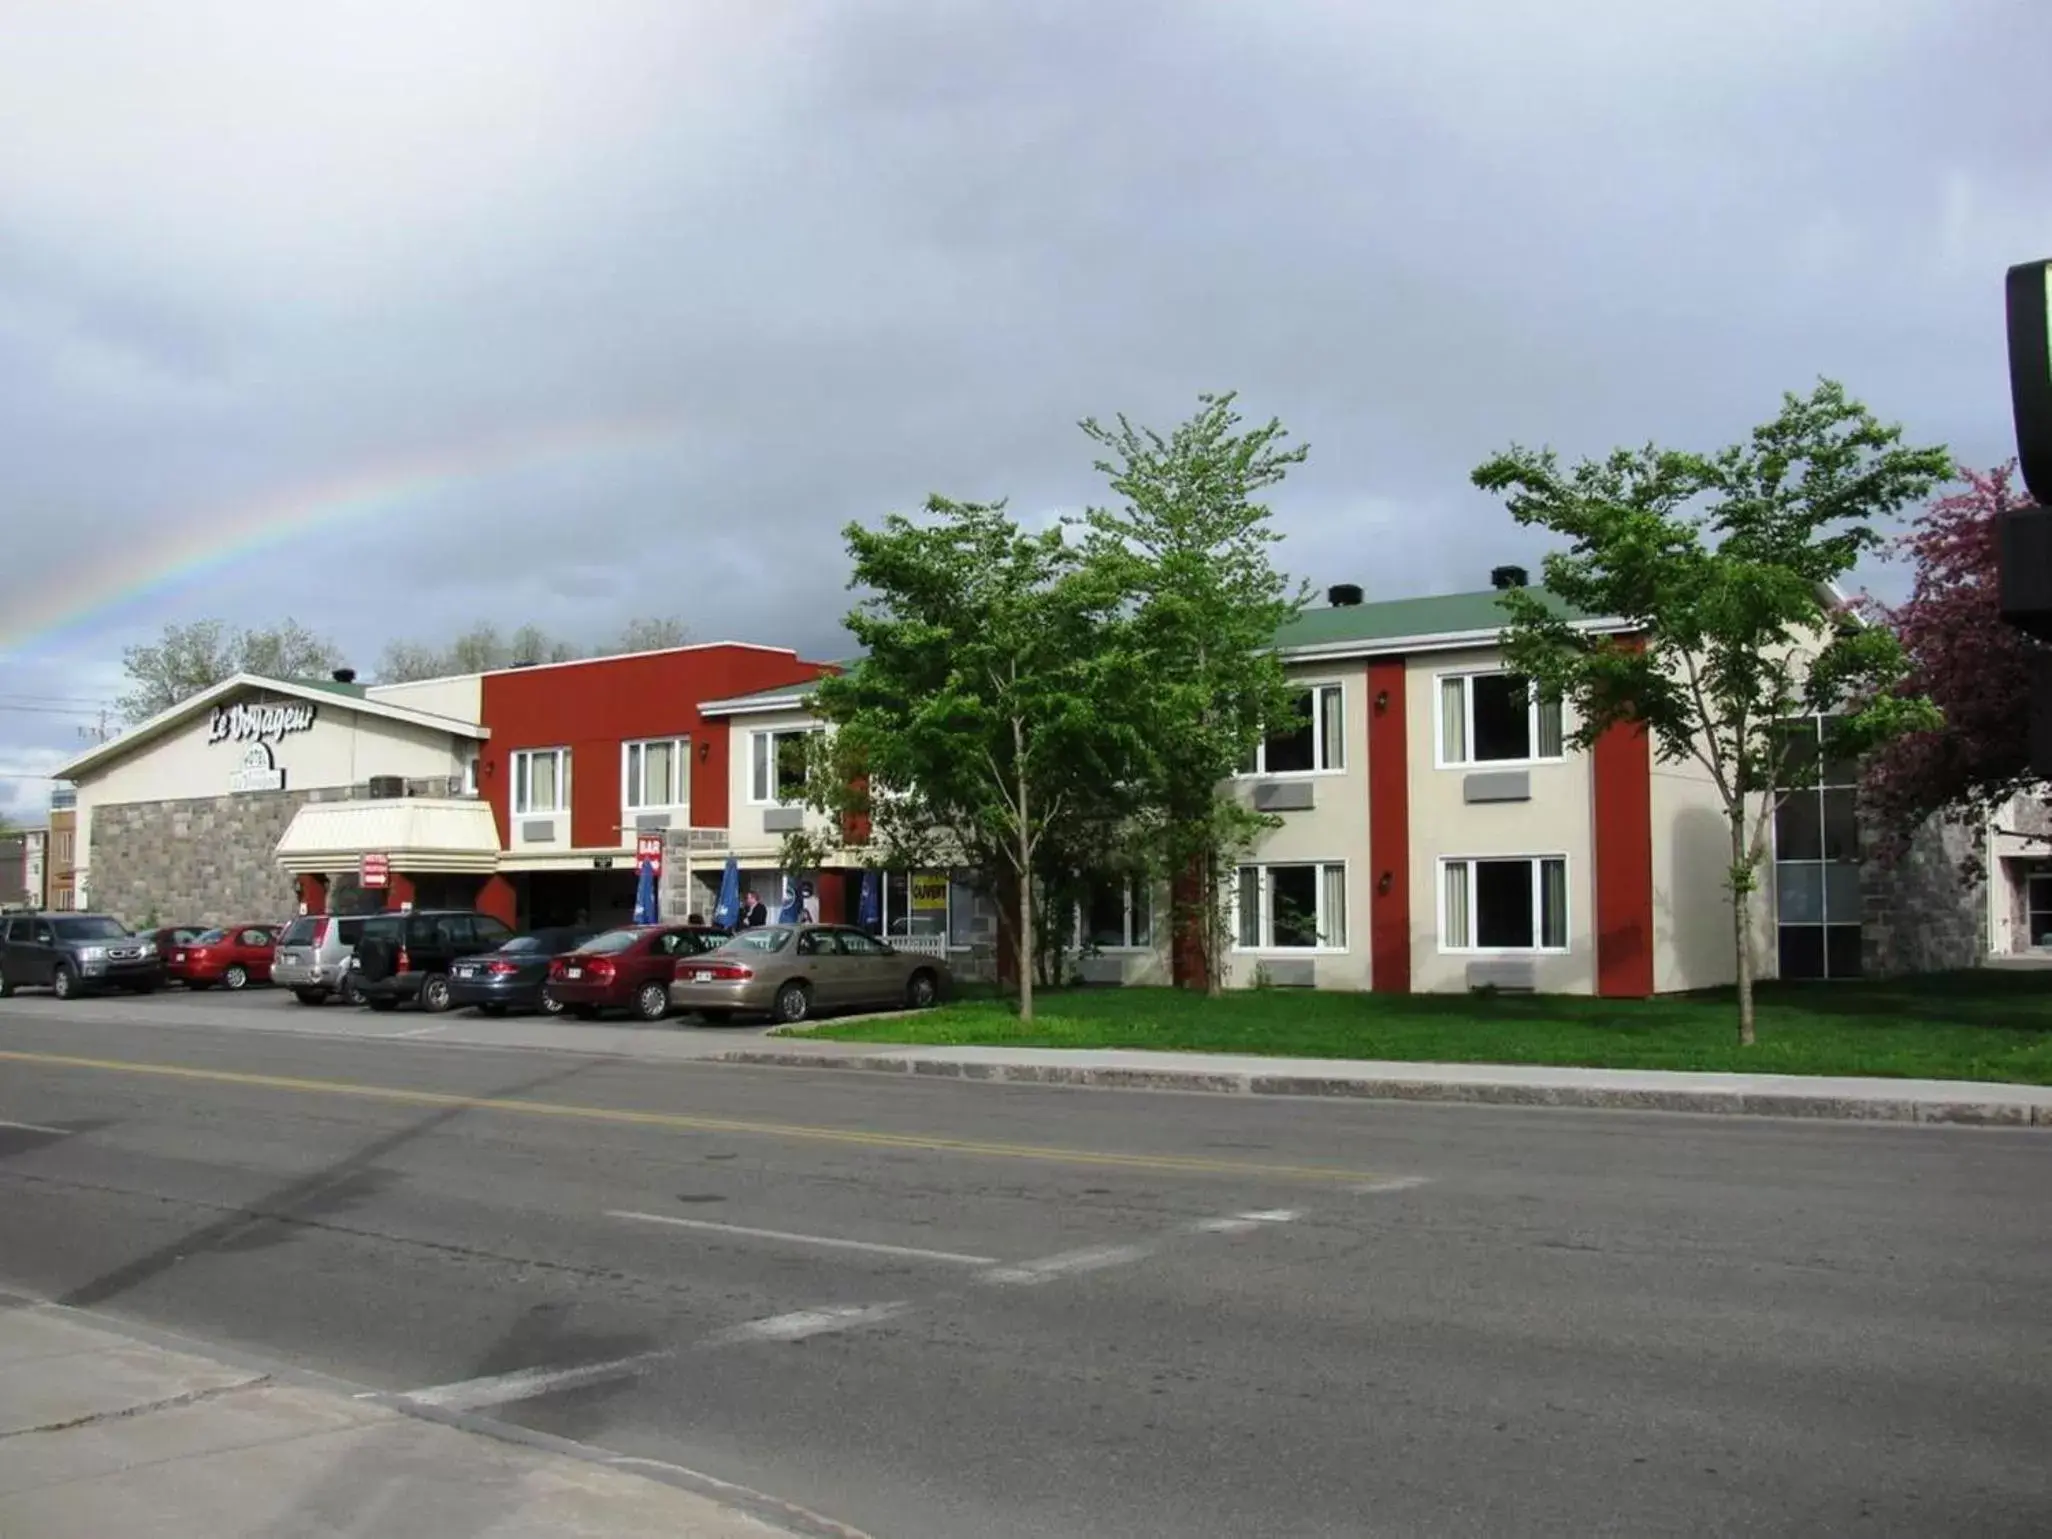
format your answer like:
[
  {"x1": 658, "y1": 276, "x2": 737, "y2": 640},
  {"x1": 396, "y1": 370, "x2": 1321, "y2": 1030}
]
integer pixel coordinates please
[
  {"x1": 351, "y1": 909, "x2": 515, "y2": 1013},
  {"x1": 0, "y1": 912, "x2": 163, "y2": 1000}
]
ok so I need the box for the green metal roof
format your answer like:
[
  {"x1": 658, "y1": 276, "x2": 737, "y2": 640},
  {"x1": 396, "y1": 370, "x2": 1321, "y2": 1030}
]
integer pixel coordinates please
[
  {"x1": 286, "y1": 676, "x2": 369, "y2": 699},
  {"x1": 1273, "y1": 587, "x2": 1588, "y2": 652}
]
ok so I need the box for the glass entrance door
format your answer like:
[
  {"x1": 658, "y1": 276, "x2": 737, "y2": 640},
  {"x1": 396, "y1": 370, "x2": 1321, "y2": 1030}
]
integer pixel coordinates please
[{"x1": 2027, "y1": 874, "x2": 2052, "y2": 949}]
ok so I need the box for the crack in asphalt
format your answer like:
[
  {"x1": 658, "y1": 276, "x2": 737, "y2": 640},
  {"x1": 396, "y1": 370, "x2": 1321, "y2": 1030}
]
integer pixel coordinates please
[{"x1": 0, "y1": 1375, "x2": 273, "y2": 1439}]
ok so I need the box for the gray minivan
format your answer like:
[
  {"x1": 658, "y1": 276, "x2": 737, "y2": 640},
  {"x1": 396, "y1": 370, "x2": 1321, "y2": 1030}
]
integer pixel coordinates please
[{"x1": 271, "y1": 913, "x2": 370, "y2": 1005}]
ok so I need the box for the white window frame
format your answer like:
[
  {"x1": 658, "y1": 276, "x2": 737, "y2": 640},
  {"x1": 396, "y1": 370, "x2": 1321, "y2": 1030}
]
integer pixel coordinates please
[
  {"x1": 512, "y1": 747, "x2": 571, "y2": 816},
  {"x1": 622, "y1": 736, "x2": 689, "y2": 812},
  {"x1": 464, "y1": 755, "x2": 480, "y2": 796},
  {"x1": 1434, "y1": 670, "x2": 1565, "y2": 770},
  {"x1": 1437, "y1": 854, "x2": 1571, "y2": 954},
  {"x1": 1074, "y1": 876, "x2": 1155, "y2": 952},
  {"x1": 749, "y1": 727, "x2": 822, "y2": 806},
  {"x1": 1240, "y1": 681, "x2": 1346, "y2": 778},
  {"x1": 1230, "y1": 861, "x2": 1349, "y2": 952}
]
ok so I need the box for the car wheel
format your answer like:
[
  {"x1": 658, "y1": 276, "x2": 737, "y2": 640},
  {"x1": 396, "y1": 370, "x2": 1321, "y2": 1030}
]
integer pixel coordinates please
[
  {"x1": 420, "y1": 974, "x2": 453, "y2": 1014},
  {"x1": 539, "y1": 990, "x2": 564, "y2": 1016},
  {"x1": 634, "y1": 982, "x2": 669, "y2": 1021},
  {"x1": 905, "y1": 969, "x2": 939, "y2": 1009},
  {"x1": 569, "y1": 1004, "x2": 600, "y2": 1021},
  {"x1": 52, "y1": 965, "x2": 78, "y2": 1001},
  {"x1": 339, "y1": 974, "x2": 363, "y2": 1006},
  {"x1": 366, "y1": 997, "x2": 400, "y2": 1013},
  {"x1": 774, "y1": 980, "x2": 812, "y2": 1024},
  {"x1": 478, "y1": 1003, "x2": 506, "y2": 1017},
  {"x1": 292, "y1": 989, "x2": 329, "y2": 1006},
  {"x1": 224, "y1": 965, "x2": 250, "y2": 991}
]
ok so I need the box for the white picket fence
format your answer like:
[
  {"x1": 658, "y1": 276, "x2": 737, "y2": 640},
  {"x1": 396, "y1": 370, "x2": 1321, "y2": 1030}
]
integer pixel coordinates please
[{"x1": 889, "y1": 933, "x2": 949, "y2": 959}]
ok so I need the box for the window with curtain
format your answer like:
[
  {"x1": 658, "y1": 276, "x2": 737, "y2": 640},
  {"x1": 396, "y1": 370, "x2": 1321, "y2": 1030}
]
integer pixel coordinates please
[
  {"x1": 1438, "y1": 673, "x2": 1564, "y2": 765},
  {"x1": 1232, "y1": 863, "x2": 1348, "y2": 948},
  {"x1": 623, "y1": 738, "x2": 686, "y2": 809},
  {"x1": 512, "y1": 748, "x2": 569, "y2": 815},
  {"x1": 1440, "y1": 856, "x2": 1569, "y2": 950},
  {"x1": 1076, "y1": 876, "x2": 1153, "y2": 949},
  {"x1": 1243, "y1": 684, "x2": 1345, "y2": 774}
]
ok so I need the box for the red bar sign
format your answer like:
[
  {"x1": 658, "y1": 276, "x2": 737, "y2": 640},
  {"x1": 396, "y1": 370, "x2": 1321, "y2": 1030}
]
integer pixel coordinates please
[
  {"x1": 635, "y1": 834, "x2": 664, "y2": 874},
  {"x1": 360, "y1": 853, "x2": 390, "y2": 890}
]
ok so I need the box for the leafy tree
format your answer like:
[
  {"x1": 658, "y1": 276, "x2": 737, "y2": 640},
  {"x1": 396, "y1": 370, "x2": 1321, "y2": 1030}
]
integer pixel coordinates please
[
  {"x1": 1861, "y1": 463, "x2": 2041, "y2": 860},
  {"x1": 613, "y1": 615, "x2": 692, "y2": 653},
  {"x1": 1473, "y1": 380, "x2": 1948, "y2": 1045},
  {"x1": 802, "y1": 496, "x2": 1142, "y2": 1020},
  {"x1": 1075, "y1": 392, "x2": 1308, "y2": 994},
  {"x1": 119, "y1": 619, "x2": 343, "y2": 721}
]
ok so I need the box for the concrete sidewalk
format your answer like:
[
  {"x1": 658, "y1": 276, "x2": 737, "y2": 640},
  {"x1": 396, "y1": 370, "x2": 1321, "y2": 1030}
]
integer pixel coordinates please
[
  {"x1": 0, "y1": 1301, "x2": 834, "y2": 1538},
  {"x1": 728, "y1": 1037, "x2": 2052, "y2": 1126}
]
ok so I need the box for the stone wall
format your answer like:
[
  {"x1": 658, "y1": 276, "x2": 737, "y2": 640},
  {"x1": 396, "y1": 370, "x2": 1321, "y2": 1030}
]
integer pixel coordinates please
[{"x1": 1861, "y1": 808, "x2": 1985, "y2": 977}]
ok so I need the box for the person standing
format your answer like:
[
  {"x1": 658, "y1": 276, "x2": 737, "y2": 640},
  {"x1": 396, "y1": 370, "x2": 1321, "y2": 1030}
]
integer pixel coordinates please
[{"x1": 738, "y1": 889, "x2": 769, "y2": 929}]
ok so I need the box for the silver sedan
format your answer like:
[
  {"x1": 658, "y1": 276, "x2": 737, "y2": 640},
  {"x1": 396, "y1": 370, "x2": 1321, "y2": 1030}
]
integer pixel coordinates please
[{"x1": 669, "y1": 922, "x2": 950, "y2": 1024}]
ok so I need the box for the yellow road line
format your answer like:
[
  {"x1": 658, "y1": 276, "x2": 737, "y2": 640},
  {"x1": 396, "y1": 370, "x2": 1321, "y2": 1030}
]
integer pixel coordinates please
[{"x1": 0, "y1": 1049, "x2": 1378, "y2": 1184}]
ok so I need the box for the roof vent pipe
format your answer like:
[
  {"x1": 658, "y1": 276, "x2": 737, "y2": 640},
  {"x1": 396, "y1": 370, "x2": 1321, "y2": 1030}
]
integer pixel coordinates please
[
  {"x1": 331, "y1": 667, "x2": 357, "y2": 684},
  {"x1": 1327, "y1": 583, "x2": 1364, "y2": 607},
  {"x1": 1490, "y1": 565, "x2": 1529, "y2": 590}
]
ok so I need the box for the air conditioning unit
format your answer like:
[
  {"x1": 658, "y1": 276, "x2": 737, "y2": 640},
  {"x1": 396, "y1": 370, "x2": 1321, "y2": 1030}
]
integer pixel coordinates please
[{"x1": 367, "y1": 776, "x2": 406, "y2": 800}]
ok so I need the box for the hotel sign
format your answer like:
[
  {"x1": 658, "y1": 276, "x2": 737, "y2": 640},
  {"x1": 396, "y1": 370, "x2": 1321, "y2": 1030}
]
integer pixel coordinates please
[
  {"x1": 227, "y1": 743, "x2": 286, "y2": 794},
  {"x1": 209, "y1": 700, "x2": 318, "y2": 746}
]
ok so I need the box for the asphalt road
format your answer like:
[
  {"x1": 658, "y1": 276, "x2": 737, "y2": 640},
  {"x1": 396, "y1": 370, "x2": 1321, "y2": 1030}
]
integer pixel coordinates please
[{"x1": 2, "y1": 996, "x2": 2048, "y2": 1538}]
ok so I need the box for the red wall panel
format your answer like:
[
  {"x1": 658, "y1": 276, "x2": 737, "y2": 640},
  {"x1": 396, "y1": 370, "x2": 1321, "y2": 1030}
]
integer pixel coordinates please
[
  {"x1": 1367, "y1": 659, "x2": 1411, "y2": 993},
  {"x1": 479, "y1": 647, "x2": 833, "y2": 849}
]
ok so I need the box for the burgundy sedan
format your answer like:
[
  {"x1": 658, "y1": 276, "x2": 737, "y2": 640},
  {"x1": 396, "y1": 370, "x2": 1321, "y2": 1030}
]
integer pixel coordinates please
[
  {"x1": 166, "y1": 924, "x2": 279, "y2": 991},
  {"x1": 546, "y1": 924, "x2": 732, "y2": 1021}
]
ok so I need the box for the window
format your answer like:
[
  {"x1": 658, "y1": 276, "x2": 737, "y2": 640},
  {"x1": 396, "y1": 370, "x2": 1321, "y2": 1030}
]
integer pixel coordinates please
[
  {"x1": 1438, "y1": 672, "x2": 1564, "y2": 766},
  {"x1": 624, "y1": 738, "x2": 687, "y2": 810},
  {"x1": 1233, "y1": 863, "x2": 1347, "y2": 949},
  {"x1": 464, "y1": 756, "x2": 480, "y2": 795},
  {"x1": 1243, "y1": 684, "x2": 1345, "y2": 775},
  {"x1": 1440, "y1": 856, "x2": 1569, "y2": 951},
  {"x1": 513, "y1": 748, "x2": 570, "y2": 815},
  {"x1": 1772, "y1": 715, "x2": 1862, "y2": 980},
  {"x1": 838, "y1": 929, "x2": 889, "y2": 956},
  {"x1": 750, "y1": 728, "x2": 819, "y2": 804},
  {"x1": 1079, "y1": 876, "x2": 1153, "y2": 950}
]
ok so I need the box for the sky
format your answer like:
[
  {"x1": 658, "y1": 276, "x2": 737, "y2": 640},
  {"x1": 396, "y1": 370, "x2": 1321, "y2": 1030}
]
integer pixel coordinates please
[{"x1": 3, "y1": 0, "x2": 2048, "y2": 819}]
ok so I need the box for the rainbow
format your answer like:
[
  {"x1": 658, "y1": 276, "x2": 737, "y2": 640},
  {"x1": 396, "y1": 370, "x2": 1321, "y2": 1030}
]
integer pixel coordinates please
[{"x1": 1, "y1": 411, "x2": 697, "y2": 658}]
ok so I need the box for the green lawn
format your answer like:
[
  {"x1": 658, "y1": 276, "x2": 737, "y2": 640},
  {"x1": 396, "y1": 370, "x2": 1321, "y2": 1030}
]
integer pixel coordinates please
[{"x1": 797, "y1": 971, "x2": 2052, "y2": 1085}]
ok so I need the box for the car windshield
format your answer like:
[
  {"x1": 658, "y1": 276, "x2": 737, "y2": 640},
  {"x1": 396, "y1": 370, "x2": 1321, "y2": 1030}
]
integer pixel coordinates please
[
  {"x1": 52, "y1": 917, "x2": 129, "y2": 941},
  {"x1": 500, "y1": 930, "x2": 584, "y2": 954},
  {"x1": 279, "y1": 918, "x2": 317, "y2": 945},
  {"x1": 580, "y1": 929, "x2": 643, "y2": 955},
  {"x1": 194, "y1": 930, "x2": 228, "y2": 944},
  {"x1": 728, "y1": 927, "x2": 794, "y2": 954}
]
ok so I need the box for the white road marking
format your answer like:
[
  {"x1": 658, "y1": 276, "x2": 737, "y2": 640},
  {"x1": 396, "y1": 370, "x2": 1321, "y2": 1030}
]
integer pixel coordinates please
[
  {"x1": 607, "y1": 1209, "x2": 999, "y2": 1267},
  {"x1": 1349, "y1": 1176, "x2": 1431, "y2": 1195},
  {"x1": 398, "y1": 1350, "x2": 669, "y2": 1411},
  {"x1": 1191, "y1": 1207, "x2": 1305, "y2": 1234},
  {"x1": 0, "y1": 1117, "x2": 70, "y2": 1136},
  {"x1": 381, "y1": 1025, "x2": 448, "y2": 1039},
  {"x1": 979, "y1": 1243, "x2": 1155, "y2": 1286},
  {"x1": 707, "y1": 1302, "x2": 910, "y2": 1345}
]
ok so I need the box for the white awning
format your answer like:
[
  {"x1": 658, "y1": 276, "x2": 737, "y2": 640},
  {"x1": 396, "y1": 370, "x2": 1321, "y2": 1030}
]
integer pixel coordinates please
[{"x1": 275, "y1": 798, "x2": 502, "y2": 875}]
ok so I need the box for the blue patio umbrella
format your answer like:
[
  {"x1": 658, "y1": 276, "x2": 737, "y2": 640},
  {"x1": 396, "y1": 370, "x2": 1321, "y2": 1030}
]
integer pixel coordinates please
[
  {"x1": 711, "y1": 854, "x2": 741, "y2": 928},
  {"x1": 777, "y1": 874, "x2": 810, "y2": 924},
  {"x1": 632, "y1": 856, "x2": 658, "y2": 926},
  {"x1": 858, "y1": 870, "x2": 881, "y2": 932}
]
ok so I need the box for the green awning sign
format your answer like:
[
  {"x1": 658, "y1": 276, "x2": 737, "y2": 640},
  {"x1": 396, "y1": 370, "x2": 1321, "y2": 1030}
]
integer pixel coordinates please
[{"x1": 2010, "y1": 259, "x2": 2052, "y2": 504}]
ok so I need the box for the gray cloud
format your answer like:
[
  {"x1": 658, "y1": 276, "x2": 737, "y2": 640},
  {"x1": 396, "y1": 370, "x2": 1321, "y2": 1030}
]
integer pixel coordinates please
[{"x1": 3, "y1": 0, "x2": 2048, "y2": 811}]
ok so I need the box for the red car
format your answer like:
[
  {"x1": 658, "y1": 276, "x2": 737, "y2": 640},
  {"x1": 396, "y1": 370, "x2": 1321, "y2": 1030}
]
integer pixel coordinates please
[
  {"x1": 546, "y1": 924, "x2": 731, "y2": 1021},
  {"x1": 166, "y1": 924, "x2": 279, "y2": 991}
]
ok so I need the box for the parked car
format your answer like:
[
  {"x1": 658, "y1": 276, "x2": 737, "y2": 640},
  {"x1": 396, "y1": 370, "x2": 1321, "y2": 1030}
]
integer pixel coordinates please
[
  {"x1": 352, "y1": 909, "x2": 517, "y2": 1013},
  {"x1": 668, "y1": 922, "x2": 948, "y2": 1024},
  {"x1": 272, "y1": 913, "x2": 374, "y2": 1005},
  {"x1": 0, "y1": 912, "x2": 163, "y2": 1000},
  {"x1": 546, "y1": 924, "x2": 732, "y2": 1021},
  {"x1": 447, "y1": 925, "x2": 599, "y2": 1016},
  {"x1": 148, "y1": 925, "x2": 210, "y2": 954},
  {"x1": 165, "y1": 924, "x2": 278, "y2": 991}
]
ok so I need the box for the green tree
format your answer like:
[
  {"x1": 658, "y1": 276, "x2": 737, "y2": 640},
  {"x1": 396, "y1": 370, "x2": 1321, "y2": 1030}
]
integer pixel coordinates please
[
  {"x1": 804, "y1": 496, "x2": 1142, "y2": 1020},
  {"x1": 1472, "y1": 380, "x2": 1949, "y2": 1045},
  {"x1": 119, "y1": 619, "x2": 343, "y2": 721},
  {"x1": 1075, "y1": 392, "x2": 1308, "y2": 995}
]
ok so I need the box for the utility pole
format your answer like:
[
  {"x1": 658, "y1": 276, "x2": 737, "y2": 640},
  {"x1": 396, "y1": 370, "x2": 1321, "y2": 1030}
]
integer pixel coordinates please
[{"x1": 1997, "y1": 258, "x2": 2052, "y2": 772}]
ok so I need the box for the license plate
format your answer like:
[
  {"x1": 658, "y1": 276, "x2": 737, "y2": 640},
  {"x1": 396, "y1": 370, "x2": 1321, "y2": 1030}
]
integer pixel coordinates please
[
  {"x1": 455, "y1": 965, "x2": 475, "y2": 978},
  {"x1": 175, "y1": 953, "x2": 186, "y2": 962},
  {"x1": 566, "y1": 966, "x2": 582, "y2": 979},
  {"x1": 686, "y1": 970, "x2": 709, "y2": 982}
]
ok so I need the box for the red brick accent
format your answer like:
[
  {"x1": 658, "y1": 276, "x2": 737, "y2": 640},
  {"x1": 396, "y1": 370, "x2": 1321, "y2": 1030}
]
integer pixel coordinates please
[
  {"x1": 386, "y1": 872, "x2": 416, "y2": 912},
  {"x1": 1592, "y1": 683, "x2": 1656, "y2": 997},
  {"x1": 296, "y1": 875, "x2": 327, "y2": 916},
  {"x1": 814, "y1": 870, "x2": 850, "y2": 925},
  {"x1": 476, "y1": 874, "x2": 518, "y2": 928},
  {"x1": 1367, "y1": 659, "x2": 1411, "y2": 993}
]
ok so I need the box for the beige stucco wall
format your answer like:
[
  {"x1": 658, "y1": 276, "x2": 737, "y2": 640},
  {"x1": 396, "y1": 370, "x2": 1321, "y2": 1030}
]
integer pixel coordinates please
[
  {"x1": 1649, "y1": 746, "x2": 1737, "y2": 992},
  {"x1": 1405, "y1": 646, "x2": 1597, "y2": 994},
  {"x1": 73, "y1": 691, "x2": 476, "y2": 909},
  {"x1": 364, "y1": 674, "x2": 483, "y2": 724},
  {"x1": 1221, "y1": 662, "x2": 1372, "y2": 990},
  {"x1": 723, "y1": 708, "x2": 841, "y2": 860}
]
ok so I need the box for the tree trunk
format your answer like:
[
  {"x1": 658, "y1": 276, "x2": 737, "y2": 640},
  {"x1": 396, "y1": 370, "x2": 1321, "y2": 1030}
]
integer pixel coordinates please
[
  {"x1": 1730, "y1": 801, "x2": 1756, "y2": 1047},
  {"x1": 1202, "y1": 860, "x2": 1223, "y2": 999},
  {"x1": 1015, "y1": 766, "x2": 1035, "y2": 1024}
]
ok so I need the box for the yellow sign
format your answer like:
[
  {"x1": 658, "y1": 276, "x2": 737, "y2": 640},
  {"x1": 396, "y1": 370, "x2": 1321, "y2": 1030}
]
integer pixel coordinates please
[{"x1": 910, "y1": 873, "x2": 949, "y2": 913}]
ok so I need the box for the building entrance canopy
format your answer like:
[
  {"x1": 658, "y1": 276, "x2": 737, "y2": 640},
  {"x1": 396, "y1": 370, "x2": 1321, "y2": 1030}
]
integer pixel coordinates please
[{"x1": 274, "y1": 798, "x2": 501, "y2": 876}]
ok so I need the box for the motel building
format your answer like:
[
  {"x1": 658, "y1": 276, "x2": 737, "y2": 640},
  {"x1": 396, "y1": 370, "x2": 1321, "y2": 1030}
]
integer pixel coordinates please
[{"x1": 49, "y1": 584, "x2": 1980, "y2": 991}]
